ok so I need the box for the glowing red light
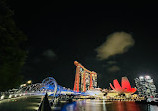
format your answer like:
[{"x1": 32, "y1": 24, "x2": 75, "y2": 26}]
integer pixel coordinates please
[{"x1": 110, "y1": 77, "x2": 137, "y2": 93}]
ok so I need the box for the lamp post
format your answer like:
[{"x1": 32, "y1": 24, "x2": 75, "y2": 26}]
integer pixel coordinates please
[
  {"x1": 20, "y1": 84, "x2": 26, "y2": 87},
  {"x1": 27, "y1": 80, "x2": 32, "y2": 84}
]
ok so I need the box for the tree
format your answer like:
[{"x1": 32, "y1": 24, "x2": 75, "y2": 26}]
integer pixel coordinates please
[{"x1": 0, "y1": 0, "x2": 27, "y2": 91}]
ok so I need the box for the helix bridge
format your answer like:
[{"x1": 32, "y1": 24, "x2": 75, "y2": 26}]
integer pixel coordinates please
[
  {"x1": 0, "y1": 77, "x2": 80, "y2": 100},
  {"x1": 0, "y1": 61, "x2": 97, "y2": 100}
]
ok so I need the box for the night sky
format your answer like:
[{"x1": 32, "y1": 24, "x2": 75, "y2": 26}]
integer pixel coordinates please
[{"x1": 8, "y1": 2, "x2": 158, "y2": 89}]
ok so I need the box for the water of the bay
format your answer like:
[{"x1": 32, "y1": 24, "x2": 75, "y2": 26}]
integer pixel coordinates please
[
  {"x1": 0, "y1": 96, "x2": 158, "y2": 111},
  {"x1": 61, "y1": 100, "x2": 158, "y2": 111}
]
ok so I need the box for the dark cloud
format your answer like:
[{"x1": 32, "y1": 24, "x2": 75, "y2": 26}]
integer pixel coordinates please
[
  {"x1": 96, "y1": 32, "x2": 135, "y2": 60},
  {"x1": 107, "y1": 61, "x2": 117, "y2": 65},
  {"x1": 43, "y1": 49, "x2": 56, "y2": 59},
  {"x1": 107, "y1": 65, "x2": 120, "y2": 72},
  {"x1": 22, "y1": 49, "x2": 58, "y2": 82}
]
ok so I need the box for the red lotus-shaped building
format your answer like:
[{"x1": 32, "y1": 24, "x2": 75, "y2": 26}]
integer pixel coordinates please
[{"x1": 110, "y1": 77, "x2": 137, "y2": 93}]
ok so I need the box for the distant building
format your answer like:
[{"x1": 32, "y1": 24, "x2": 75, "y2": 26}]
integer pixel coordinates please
[
  {"x1": 73, "y1": 61, "x2": 97, "y2": 92},
  {"x1": 135, "y1": 76, "x2": 157, "y2": 97},
  {"x1": 110, "y1": 77, "x2": 137, "y2": 94}
]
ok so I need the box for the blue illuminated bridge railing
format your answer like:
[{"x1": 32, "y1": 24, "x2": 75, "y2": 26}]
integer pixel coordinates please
[
  {"x1": 0, "y1": 77, "x2": 86, "y2": 100},
  {"x1": 13, "y1": 77, "x2": 82, "y2": 97}
]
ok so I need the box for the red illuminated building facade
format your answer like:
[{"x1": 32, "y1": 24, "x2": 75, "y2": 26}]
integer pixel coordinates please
[
  {"x1": 110, "y1": 77, "x2": 137, "y2": 94},
  {"x1": 73, "y1": 61, "x2": 97, "y2": 92}
]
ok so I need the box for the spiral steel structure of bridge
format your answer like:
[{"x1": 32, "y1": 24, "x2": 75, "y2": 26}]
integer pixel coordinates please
[{"x1": 5, "y1": 77, "x2": 76, "y2": 99}]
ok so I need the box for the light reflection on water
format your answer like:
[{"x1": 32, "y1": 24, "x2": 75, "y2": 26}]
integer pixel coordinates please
[{"x1": 61, "y1": 100, "x2": 158, "y2": 111}]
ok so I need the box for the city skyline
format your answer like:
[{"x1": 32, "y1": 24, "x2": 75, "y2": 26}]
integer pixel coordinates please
[
  {"x1": 7, "y1": 2, "x2": 158, "y2": 89},
  {"x1": 1, "y1": 2, "x2": 158, "y2": 111}
]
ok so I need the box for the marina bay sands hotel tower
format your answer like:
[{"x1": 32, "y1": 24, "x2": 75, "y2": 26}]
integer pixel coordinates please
[{"x1": 73, "y1": 61, "x2": 97, "y2": 92}]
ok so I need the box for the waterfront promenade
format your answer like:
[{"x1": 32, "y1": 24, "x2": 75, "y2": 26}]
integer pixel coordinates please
[{"x1": 0, "y1": 95, "x2": 158, "y2": 111}]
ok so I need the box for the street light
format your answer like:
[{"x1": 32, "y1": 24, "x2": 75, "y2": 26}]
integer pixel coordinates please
[
  {"x1": 145, "y1": 75, "x2": 151, "y2": 79},
  {"x1": 139, "y1": 76, "x2": 144, "y2": 80},
  {"x1": 20, "y1": 84, "x2": 26, "y2": 87},
  {"x1": 27, "y1": 80, "x2": 32, "y2": 84},
  {"x1": 1, "y1": 95, "x2": 5, "y2": 100}
]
